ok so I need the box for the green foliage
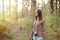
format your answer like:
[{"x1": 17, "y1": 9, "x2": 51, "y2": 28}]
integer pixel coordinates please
[{"x1": 0, "y1": 0, "x2": 60, "y2": 40}]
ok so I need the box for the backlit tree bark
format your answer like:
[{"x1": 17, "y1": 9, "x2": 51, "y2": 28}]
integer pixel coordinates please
[
  {"x1": 15, "y1": 0, "x2": 18, "y2": 22},
  {"x1": 31, "y1": 0, "x2": 36, "y2": 14},
  {"x1": 59, "y1": 0, "x2": 60, "y2": 13},
  {"x1": 50, "y1": 0, "x2": 54, "y2": 13},
  {"x1": 22, "y1": 0, "x2": 28, "y2": 17},
  {"x1": 2, "y1": 0, "x2": 5, "y2": 21},
  {"x1": 56, "y1": 0, "x2": 58, "y2": 10}
]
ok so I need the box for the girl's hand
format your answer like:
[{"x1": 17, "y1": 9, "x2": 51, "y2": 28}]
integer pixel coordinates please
[
  {"x1": 29, "y1": 37, "x2": 33, "y2": 40},
  {"x1": 42, "y1": 30, "x2": 46, "y2": 40}
]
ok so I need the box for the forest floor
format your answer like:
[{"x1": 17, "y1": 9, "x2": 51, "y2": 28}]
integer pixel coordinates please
[{"x1": 0, "y1": 20, "x2": 21, "y2": 40}]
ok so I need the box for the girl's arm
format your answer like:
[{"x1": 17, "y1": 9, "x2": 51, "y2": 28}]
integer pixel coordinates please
[
  {"x1": 29, "y1": 31, "x2": 33, "y2": 40},
  {"x1": 29, "y1": 22, "x2": 34, "y2": 40},
  {"x1": 42, "y1": 20, "x2": 46, "y2": 40}
]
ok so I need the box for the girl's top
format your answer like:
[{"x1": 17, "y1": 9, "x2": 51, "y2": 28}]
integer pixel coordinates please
[{"x1": 32, "y1": 19, "x2": 45, "y2": 37}]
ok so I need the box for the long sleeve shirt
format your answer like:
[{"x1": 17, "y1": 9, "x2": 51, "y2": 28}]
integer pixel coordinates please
[{"x1": 32, "y1": 19, "x2": 45, "y2": 37}]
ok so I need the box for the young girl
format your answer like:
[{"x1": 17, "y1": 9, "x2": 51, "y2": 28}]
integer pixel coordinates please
[{"x1": 30, "y1": 9, "x2": 46, "y2": 40}]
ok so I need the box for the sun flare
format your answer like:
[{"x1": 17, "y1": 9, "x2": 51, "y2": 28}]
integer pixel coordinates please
[{"x1": 0, "y1": 0, "x2": 48, "y2": 11}]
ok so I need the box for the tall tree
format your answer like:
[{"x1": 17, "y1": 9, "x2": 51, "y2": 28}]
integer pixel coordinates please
[
  {"x1": 31, "y1": 0, "x2": 36, "y2": 14},
  {"x1": 50, "y1": 0, "x2": 54, "y2": 13},
  {"x1": 9, "y1": 0, "x2": 11, "y2": 18},
  {"x1": 59, "y1": 0, "x2": 60, "y2": 13},
  {"x1": 56, "y1": 0, "x2": 58, "y2": 10},
  {"x1": 22, "y1": 0, "x2": 25, "y2": 17},
  {"x1": 2, "y1": 0, "x2": 5, "y2": 21},
  {"x1": 15, "y1": 0, "x2": 18, "y2": 22},
  {"x1": 22, "y1": 0, "x2": 28, "y2": 17}
]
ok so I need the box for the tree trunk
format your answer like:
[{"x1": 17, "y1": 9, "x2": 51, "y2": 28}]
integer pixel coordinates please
[
  {"x1": 22, "y1": 0, "x2": 28, "y2": 17},
  {"x1": 15, "y1": 0, "x2": 18, "y2": 22},
  {"x1": 2, "y1": 0, "x2": 5, "y2": 21},
  {"x1": 31, "y1": 0, "x2": 36, "y2": 14},
  {"x1": 59, "y1": 0, "x2": 60, "y2": 13},
  {"x1": 22, "y1": 0, "x2": 25, "y2": 17},
  {"x1": 9, "y1": 0, "x2": 11, "y2": 18},
  {"x1": 56, "y1": 0, "x2": 57, "y2": 10},
  {"x1": 50, "y1": 0, "x2": 54, "y2": 13}
]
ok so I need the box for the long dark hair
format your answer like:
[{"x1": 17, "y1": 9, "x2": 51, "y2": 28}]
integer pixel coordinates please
[{"x1": 35, "y1": 9, "x2": 42, "y2": 20}]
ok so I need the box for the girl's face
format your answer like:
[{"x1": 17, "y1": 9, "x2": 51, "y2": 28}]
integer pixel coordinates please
[{"x1": 35, "y1": 10, "x2": 38, "y2": 16}]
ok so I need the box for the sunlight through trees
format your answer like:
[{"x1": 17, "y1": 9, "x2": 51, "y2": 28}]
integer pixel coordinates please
[{"x1": 0, "y1": 0, "x2": 60, "y2": 40}]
